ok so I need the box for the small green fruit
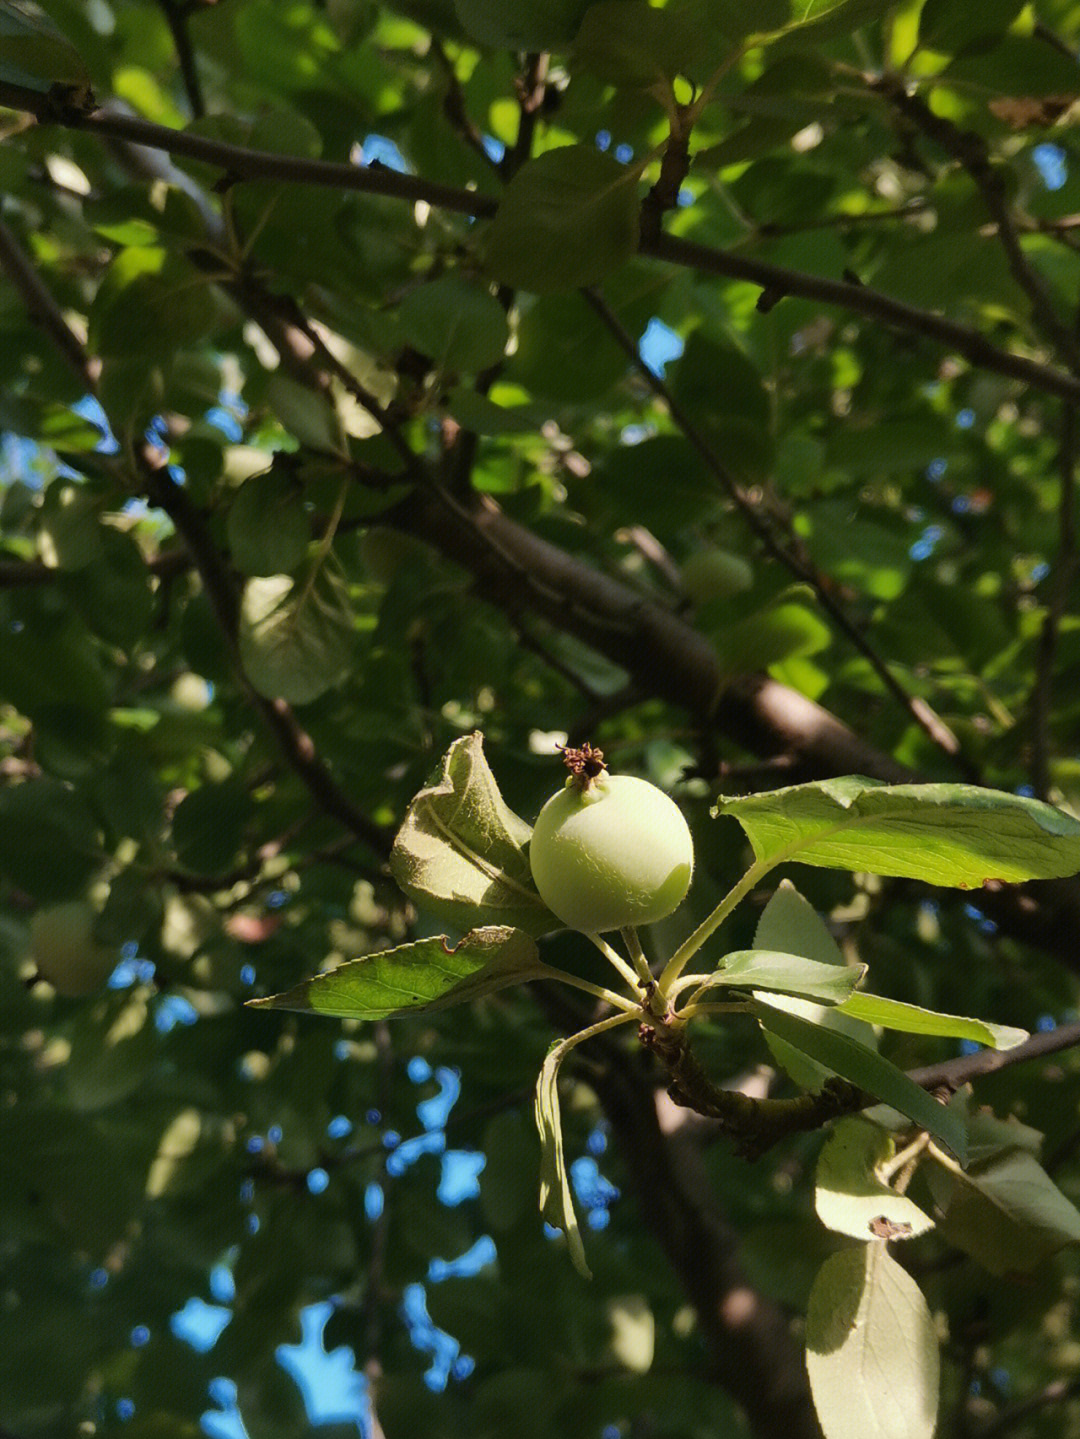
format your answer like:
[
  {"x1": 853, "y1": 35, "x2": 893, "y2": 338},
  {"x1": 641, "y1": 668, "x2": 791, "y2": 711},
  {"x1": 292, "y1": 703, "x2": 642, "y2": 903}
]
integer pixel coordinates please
[
  {"x1": 680, "y1": 547, "x2": 753, "y2": 604},
  {"x1": 529, "y1": 753, "x2": 694, "y2": 933},
  {"x1": 29, "y1": 901, "x2": 115, "y2": 996}
]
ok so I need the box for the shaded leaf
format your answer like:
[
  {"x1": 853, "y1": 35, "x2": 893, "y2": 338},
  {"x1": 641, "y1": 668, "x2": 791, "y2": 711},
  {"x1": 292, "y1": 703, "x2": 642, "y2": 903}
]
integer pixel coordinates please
[
  {"x1": 226, "y1": 470, "x2": 310, "y2": 577},
  {"x1": 926, "y1": 1148, "x2": 1080, "y2": 1276},
  {"x1": 0, "y1": 777, "x2": 101, "y2": 903},
  {"x1": 482, "y1": 145, "x2": 642, "y2": 293},
  {"x1": 752, "y1": 880, "x2": 877, "y2": 1091},
  {"x1": 716, "y1": 777, "x2": 1080, "y2": 886},
  {"x1": 536, "y1": 1038, "x2": 591, "y2": 1278},
  {"x1": 816, "y1": 1118, "x2": 934, "y2": 1242},
  {"x1": 239, "y1": 565, "x2": 354, "y2": 705},
  {"x1": 398, "y1": 275, "x2": 509, "y2": 374},
  {"x1": 389, "y1": 731, "x2": 560, "y2": 936},
  {"x1": 752, "y1": 998, "x2": 966, "y2": 1161},
  {"x1": 249, "y1": 926, "x2": 545, "y2": 1020},
  {"x1": 806, "y1": 1244, "x2": 939, "y2": 1439}
]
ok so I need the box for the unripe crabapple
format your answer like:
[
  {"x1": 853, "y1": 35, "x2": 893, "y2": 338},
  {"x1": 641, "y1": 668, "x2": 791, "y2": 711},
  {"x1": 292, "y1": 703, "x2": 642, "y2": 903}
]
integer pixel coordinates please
[{"x1": 529, "y1": 744, "x2": 694, "y2": 934}]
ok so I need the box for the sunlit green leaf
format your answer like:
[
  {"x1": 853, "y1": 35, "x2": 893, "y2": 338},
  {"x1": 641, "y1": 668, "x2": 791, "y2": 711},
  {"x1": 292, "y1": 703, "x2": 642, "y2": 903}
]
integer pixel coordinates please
[
  {"x1": 717, "y1": 778, "x2": 1080, "y2": 885},
  {"x1": 815, "y1": 1119, "x2": 934, "y2": 1242},
  {"x1": 249, "y1": 926, "x2": 545, "y2": 1019},
  {"x1": 806, "y1": 1244, "x2": 939, "y2": 1439}
]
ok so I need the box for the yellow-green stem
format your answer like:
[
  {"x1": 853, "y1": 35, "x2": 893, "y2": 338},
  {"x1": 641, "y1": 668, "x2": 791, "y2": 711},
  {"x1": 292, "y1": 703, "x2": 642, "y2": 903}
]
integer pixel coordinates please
[
  {"x1": 537, "y1": 962, "x2": 641, "y2": 1015},
  {"x1": 658, "y1": 853, "x2": 778, "y2": 994},
  {"x1": 586, "y1": 933, "x2": 642, "y2": 994}
]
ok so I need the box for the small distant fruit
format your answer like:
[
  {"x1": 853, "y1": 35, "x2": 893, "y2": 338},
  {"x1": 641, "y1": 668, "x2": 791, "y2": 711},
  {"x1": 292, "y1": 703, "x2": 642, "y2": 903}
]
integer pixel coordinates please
[
  {"x1": 680, "y1": 548, "x2": 754, "y2": 604},
  {"x1": 529, "y1": 744, "x2": 694, "y2": 934},
  {"x1": 29, "y1": 900, "x2": 115, "y2": 996}
]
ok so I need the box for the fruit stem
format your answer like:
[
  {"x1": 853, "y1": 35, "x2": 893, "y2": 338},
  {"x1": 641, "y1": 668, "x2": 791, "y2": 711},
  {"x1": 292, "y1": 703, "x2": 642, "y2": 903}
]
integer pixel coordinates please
[
  {"x1": 586, "y1": 933, "x2": 643, "y2": 993},
  {"x1": 621, "y1": 925, "x2": 666, "y2": 1019},
  {"x1": 536, "y1": 961, "x2": 641, "y2": 1014},
  {"x1": 658, "y1": 853, "x2": 779, "y2": 994}
]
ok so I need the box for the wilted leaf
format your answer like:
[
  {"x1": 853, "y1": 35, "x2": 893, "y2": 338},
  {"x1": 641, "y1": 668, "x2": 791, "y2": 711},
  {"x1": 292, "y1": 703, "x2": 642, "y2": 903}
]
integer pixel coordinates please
[
  {"x1": 536, "y1": 1038, "x2": 591, "y2": 1278},
  {"x1": 390, "y1": 732, "x2": 560, "y2": 936}
]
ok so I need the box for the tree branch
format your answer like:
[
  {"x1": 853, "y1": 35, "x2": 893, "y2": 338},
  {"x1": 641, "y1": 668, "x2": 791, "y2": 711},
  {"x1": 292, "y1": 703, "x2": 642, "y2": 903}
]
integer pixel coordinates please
[
  {"x1": 159, "y1": 0, "x2": 205, "y2": 119},
  {"x1": 4, "y1": 78, "x2": 1080, "y2": 405},
  {"x1": 0, "y1": 216, "x2": 98, "y2": 388},
  {"x1": 582, "y1": 285, "x2": 971, "y2": 773},
  {"x1": 869, "y1": 72, "x2": 1080, "y2": 370}
]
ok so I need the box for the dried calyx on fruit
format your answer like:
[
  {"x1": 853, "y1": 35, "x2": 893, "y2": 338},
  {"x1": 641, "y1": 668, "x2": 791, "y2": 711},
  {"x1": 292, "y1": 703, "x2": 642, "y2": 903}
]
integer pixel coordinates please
[{"x1": 528, "y1": 743, "x2": 694, "y2": 934}]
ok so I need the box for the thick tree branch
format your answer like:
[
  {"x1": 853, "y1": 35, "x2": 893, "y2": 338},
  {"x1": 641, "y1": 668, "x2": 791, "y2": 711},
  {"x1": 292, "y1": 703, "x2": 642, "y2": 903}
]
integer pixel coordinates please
[{"x1": 4, "y1": 79, "x2": 1080, "y2": 405}]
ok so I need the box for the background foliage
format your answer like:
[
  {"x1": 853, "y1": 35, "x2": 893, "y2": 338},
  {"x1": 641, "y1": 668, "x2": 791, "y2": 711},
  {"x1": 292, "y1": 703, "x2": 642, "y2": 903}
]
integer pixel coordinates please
[{"x1": 6, "y1": 0, "x2": 1080, "y2": 1435}]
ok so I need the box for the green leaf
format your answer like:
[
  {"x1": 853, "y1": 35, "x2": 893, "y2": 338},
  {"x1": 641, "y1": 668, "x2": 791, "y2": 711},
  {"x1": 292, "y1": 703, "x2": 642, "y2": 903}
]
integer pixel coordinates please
[
  {"x1": 696, "y1": 949, "x2": 865, "y2": 1004},
  {"x1": 36, "y1": 480, "x2": 103, "y2": 571},
  {"x1": 454, "y1": 0, "x2": 591, "y2": 48},
  {"x1": 925, "y1": 1149, "x2": 1080, "y2": 1276},
  {"x1": 715, "y1": 777, "x2": 1080, "y2": 886},
  {"x1": 752, "y1": 998, "x2": 967, "y2": 1162},
  {"x1": 171, "y1": 779, "x2": 255, "y2": 877},
  {"x1": 249, "y1": 926, "x2": 546, "y2": 1020},
  {"x1": 389, "y1": 731, "x2": 560, "y2": 937},
  {"x1": 670, "y1": 332, "x2": 774, "y2": 483},
  {"x1": 226, "y1": 470, "x2": 311, "y2": 577},
  {"x1": 264, "y1": 375, "x2": 344, "y2": 454},
  {"x1": 0, "y1": 2, "x2": 91, "y2": 90},
  {"x1": 398, "y1": 275, "x2": 509, "y2": 374},
  {"x1": 0, "y1": 777, "x2": 101, "y2": 903},
  {"x1": 239, "y1": 565, "x2": 354, "y2": 705},
  {"x1": 919, "y1": 0, "x2": 1027, "y2": 59},
  {"x1": 806, "y1": 1244, "x2": 939, "y2": 1439},
  {"x1": 752, "y1": 880, "x2": 877, "y2": 1091},
  {"x1": 705, "y1": 591, "x2": 831, "y2": 679},
  {"x1": 482, "y1": 145, "x2": 642, "y2": 294},
  {"x1": 815, "y1": 1119, "x2": 934, "y2": 1242},
  {"x1": 836, "y1": 993, "x2": 1028, "y2": 1051},
  {"x1": 536, "y1": 1038, "x2": 591, "y2": 1278},
  {"x1": 573, "y1": 2, "x2": 695, "y2": 90},
  {"x1": 89, "y1": 249, "x2": 226, "y2": 359}
]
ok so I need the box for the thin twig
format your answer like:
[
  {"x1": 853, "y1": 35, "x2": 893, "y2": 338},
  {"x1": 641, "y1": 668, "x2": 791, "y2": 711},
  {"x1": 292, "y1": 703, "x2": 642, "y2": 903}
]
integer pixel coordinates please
[
  {"x1": 0, "y1": 216, "x2": 98, "y2": 388},
  {"x1": 159, "y1": 0, "x2": 205, "y2": 119},
  {"x1": 581, "y1": 284, "x2": 971, "y2": 771},
  {"x1": 976, "y1": 1375, "x2": 1080, "y2": 1438},
  {"x1": 1029, "y1": 403, "x2": 1079, "y2": 797},
  {"x1": 869, "y1": 72, "x2": 1080, "y2": 370}
]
